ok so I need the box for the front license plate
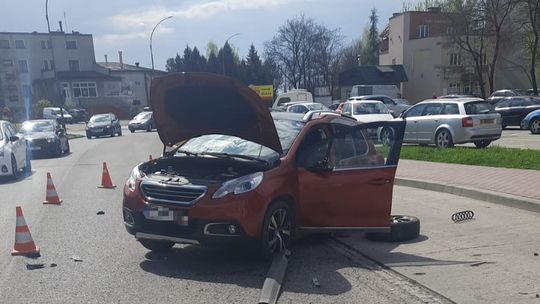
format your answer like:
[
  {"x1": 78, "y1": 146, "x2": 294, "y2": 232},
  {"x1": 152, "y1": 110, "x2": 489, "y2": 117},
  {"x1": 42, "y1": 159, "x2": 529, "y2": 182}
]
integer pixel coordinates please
[
  {"x1": 480, "y1": 119, "x2": 494, "y2": 124},
  {"x1": 30, "y1": 146, "x2": 41, "y2": 151},
  {"x1": 143, "y1": 206, "x2": 175, "y2": 221},
  {"x1": 94, "y1": 128, "x2": 103, "y2": 132}
]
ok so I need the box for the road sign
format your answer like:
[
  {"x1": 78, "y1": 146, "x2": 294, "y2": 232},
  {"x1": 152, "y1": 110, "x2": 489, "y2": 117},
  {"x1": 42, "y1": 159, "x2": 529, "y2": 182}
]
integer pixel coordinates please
[{"x1": 250, "y1": 85, "x2": 273, "y2": 101}]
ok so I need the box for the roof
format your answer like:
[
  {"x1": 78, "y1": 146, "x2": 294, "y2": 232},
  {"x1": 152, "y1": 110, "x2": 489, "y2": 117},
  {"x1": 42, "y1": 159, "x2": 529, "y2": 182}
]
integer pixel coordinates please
[
  {"x1": 97, "y1": 62, "x2": 166, "y2": 73},
  {"x1": 338, "y1": 65, "x2": 408, "y2": 86},
  {"x1": 0, "y1": 31, "x2": 91, "y2": 37},
  {"x1": 57, "y1": 71, "x2": 120, "y2": 80}
]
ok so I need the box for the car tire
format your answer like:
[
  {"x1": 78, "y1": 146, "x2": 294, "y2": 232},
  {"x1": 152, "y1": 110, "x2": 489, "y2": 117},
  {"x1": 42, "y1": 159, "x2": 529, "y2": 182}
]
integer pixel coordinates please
[
  {"x1": 474, "y1": 140, "x2": 491, "y2": 148},
  {"x1": 65, "y1": 141, "x2": 70, "y2": 154},
  {"x1": 146, "y1": 124, "x2": 152, "y2": 132},
  {"x1": 259, "y1": 201, "x2": 295, "y2": 260},
  {"x1": 129, "y1": 128, "x2": 135, "y2": 133},
  {"x1": 435, "y1": 129, "x2": 454, "y2": 148},
  {"x1": 380, "y1": 127, "x2": 393, "y2": 146},
  {"x1": 118, "y1": 128, "x2": 122, "y2": 136},
  {"x1": 24, "y1": 149, "x2": 31, "y2": 173},
  {"x1": 139, "y1": 239, "x2": 174, "y2": 252},
  {"x1": 11, "y1": 154, "x2": 19, "y2": 180},
  {"x1": 530, "y1": 118, "x2": 540, "y2": 134},
  {"x1": 365, "y1": 215, "x2": 420, "y2": 242}
]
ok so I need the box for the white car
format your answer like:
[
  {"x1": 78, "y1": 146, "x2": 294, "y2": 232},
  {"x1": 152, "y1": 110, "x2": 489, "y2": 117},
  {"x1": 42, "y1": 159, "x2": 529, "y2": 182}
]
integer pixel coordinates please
[
  {"x1": 340, "y1": 100, "x2": 395, "y2": 143},
  {"x1": 43, "y1": 107, "x2": 73, "y2": 124},
  {"x1": 0, "y1": 120, "x2": 29, "y2": 179},
  {"x1": 286, "y1": 102, "x2": 329, "y2": 114}
]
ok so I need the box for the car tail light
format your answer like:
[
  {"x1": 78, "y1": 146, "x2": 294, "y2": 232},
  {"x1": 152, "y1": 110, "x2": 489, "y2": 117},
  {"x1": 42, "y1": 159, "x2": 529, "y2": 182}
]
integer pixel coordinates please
[{"x1": 462, "y1": 117, "x2": 474, "y2": 127}]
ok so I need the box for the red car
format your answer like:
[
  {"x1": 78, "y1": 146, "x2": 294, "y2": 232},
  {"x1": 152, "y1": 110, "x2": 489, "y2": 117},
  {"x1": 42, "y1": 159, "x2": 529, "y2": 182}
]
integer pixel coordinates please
[{"x1": 122, "y1": 73, "x2": 416, "y2": 257}]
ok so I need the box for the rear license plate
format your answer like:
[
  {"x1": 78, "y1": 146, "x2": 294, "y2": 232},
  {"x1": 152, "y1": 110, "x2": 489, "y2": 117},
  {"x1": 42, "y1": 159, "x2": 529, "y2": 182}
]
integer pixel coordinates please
[
  {"x1": 480, "y1": 119, "x2": 494, "y2": 124},
  {"x1": 94, "y1": 128, "x2": 103, "y2": 132}
]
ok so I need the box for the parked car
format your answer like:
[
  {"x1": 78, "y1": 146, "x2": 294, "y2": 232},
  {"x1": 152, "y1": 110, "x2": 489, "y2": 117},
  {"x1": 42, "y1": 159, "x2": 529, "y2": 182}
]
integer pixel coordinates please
[
  {"x1": 128, "y1": 111, "x2": 154, "y2": 133},
  {"x1": 272, "y1": 89, "x2": 313, "y2": 109},
  {"x1": 43, "y1": 107, "x2": 73, "y2": 124},
  {"x1": 493, "y1": 96, "x2": 540, "y2": 128},
  {"x1": 399, "y1": 98, "x2": 502, "y2": 148},
  {"x1": 86, "y1": 113, "x2": 122, "y2": 139},
  {"x1": 347, "y1": 95, "x2": 410, "y2": 117},
  {"x1": 122, "y1": 73, "x2": 413, "y2": 258},
  {"x1": 68, "y1": 108, "x2": 89, "y2": 123},
  {"x1": 340, "y1": 100, "x2": 394, "y2": 123},
  {"x1": 520, "y1": 109, "x2": 540, "y2": 134},
  {"x1": 286, "y1": 102, "x2": 329, "y2": 114},
  {"x1": 0, "y1": 120, "x2": 29, "y2": 179},
  {"x1": 20, "y1": 119, "x2": 70, "y2": 157},
  {"x1": 487, "y1": 89, "x2": 518, "y2": 104},
  {"x1": 438, "y1": 94, "x2": 477, "y2": 99}
]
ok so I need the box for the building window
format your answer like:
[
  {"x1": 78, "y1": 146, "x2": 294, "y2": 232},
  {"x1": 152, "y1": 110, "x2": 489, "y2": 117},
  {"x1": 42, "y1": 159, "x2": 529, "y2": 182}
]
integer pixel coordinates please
[
  {"x1": 41, "y1": 40, "x2": 46, "y2": 49},
  {"x1": 448, "y1": 83, "x2": 461, "y2": 94},
  {"x1": 9, "y1": 95, "x2": 19, "y2": 102},
  {"x1": 418, "y1": 24, "x2": 429, "y2": 38},
  {"x1": 65, "y1": 41, "x2": 77, "y2": 49},
  {"x1": 41, "y1": 40, "x2": 52, "y2": 49},
  {"x1": 0, "y1": 40, "x2": 9, "y2": 48},
  {"x1": 8, "y1": 85, "x2": 17, "y2": 92},
  {"x1": 449, "y1": 53, "x2": 462, "y2": 66},
  {"x1": 68, "y1": 60, "x2": 79, "y2": 72},
  {"x1": 392, "y1": 58, "x2": 396, "y2": 65},
  {"x1": 43, "y1": 60, "x2": 49, "y2": 70},
  {"x1": 446, "y1": 26, "x2": 455, "y2": 35},
  {"x1": 15, "y1": 40, "x2": 25, "y2": 49},
  {"x1": 18, "y1": 60, "x2": 28, "y2": 73},
  {"x1": 135, "y1": 81, "x2": 141, "y2": 86},
  {"x1": 5, "y1": 73, "x2": 16, "y2": 80},
  {"x1": 72, "y1": 82, "x2": 97, "y2": 98},
  {"x1": 3, "y1": 59, "x2": 13, "y2": 67},
  {"x1": 22, "y1": 85, "x2": 31, "y2": 97},
  {"x1": 50, "y1": 60, "x2": 55, "y2": 70}
]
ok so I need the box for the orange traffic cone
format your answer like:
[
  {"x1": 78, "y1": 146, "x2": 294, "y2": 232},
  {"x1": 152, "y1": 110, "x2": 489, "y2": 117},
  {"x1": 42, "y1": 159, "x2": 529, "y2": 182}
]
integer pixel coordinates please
[
  {"x1": 43, "y1": 172, "x2": 63, "y2": 205},
  {"x1": 98, "y1": 162, "x2": 116, "y2": 189},
  {"x1": 149, "y1": 154, "x2": 153, "y2": 161},
  {"x1": 12, "y1": 206, "x2": 40, "y2": 257}
]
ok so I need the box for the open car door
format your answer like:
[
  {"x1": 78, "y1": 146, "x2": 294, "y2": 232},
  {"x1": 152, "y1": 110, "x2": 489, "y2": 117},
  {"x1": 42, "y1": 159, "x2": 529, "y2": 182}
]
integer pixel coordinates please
[{"x1": 296, "y1": 119, "x2": 406, "y2": 232}]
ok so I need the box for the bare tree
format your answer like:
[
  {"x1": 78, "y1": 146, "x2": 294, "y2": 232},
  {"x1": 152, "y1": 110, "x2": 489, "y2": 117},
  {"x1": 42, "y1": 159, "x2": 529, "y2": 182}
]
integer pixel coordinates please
[
  {"x1": 264, "y1": 15, "x2": 343, "y2": 93},
  {"x1": 521, "y1": 0, "x2": 540, "y2": 94}
]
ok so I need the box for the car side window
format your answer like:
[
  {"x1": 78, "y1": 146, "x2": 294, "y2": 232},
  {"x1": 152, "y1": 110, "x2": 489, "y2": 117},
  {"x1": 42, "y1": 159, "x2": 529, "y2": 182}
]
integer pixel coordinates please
[
  {"x1": 296, "y1": 127, "x2": 331, "y2": 168},
  {"x1": 404, "y1": 104, "x2": 426, "y2": 118},
  {"x1": 5, "y1": 124, "x2": 16, "y2": 138},
  {"x1": 299, "y1": 106, "x2": 309, "y2": 114},
  {"x1": 495, "y1": 100, "x2": 510, "y2": 108},
  {"x1": 441, "y1": 103, "x2": 459, "y2": 115},
  {"x1": 342, "y1": 103, "x2": 352, "y2": 115},
  {"x1": 277, "y1": 97, "x2": 291, "y2": 106},
  {"x1": 382, "y1": 97, "x2": 394, "y2": 105},
  {"x1": 329, "y1": 124, "x2": 385, "y2": 169},
  {"x1": 521, "y1": 99, "x2": 534, "y2": 106},
  {"x1": 422, "y1": 103, "x2": 443, "y2": 116}
]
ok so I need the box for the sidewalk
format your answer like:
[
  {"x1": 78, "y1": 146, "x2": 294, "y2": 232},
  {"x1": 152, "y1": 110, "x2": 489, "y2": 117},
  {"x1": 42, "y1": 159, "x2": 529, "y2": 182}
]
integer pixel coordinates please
[{"x1": 396, "y1": 159, "x2": 540, "y2": 212}]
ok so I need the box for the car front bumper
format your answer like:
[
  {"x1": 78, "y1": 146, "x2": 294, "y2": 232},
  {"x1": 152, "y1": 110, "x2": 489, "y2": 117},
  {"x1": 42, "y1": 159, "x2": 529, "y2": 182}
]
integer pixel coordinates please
[
  {"x1": 86, "y1": 127, "x2": 113, "y2": 136},
  {"x1": 27, "y1": 139, "x2": 60, "y2": 155},
  {"x1": 128, "y1": 122, "x2": 148, "y2": 130}
]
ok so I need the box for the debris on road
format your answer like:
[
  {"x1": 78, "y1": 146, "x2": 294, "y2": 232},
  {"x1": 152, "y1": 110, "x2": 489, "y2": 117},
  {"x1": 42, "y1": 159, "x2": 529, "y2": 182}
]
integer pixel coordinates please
[
  {"x1": 25, "y1": 263, "x2": 45, "y2": 270},
  {"x1": 258, "y1": 250, "x2": 290, "y2": 304},
  {"x1": 312, "y1": 277, "x2": 321, "y2": 288},
  {"x1": 451, "y1": 210, "x2": 474, "y2": 223},
  {"x1": 469, "y1": 261, "x2": 495, "y2": 267},
  {"x1": 70, "y1": 255, "x2": 83, "y2": 262},
  {"x1": 534, "y1": 252, "x2": 538, "y2": 256},
  {"x1": 413, "y1": 272, "x2": 426, "y2": 276},
  {"x1": 50, "y1": 263, "x2": 57, "y2": 267},
  {"x1": 96, "y1": 211, "x2": 105, "y2": 215}
]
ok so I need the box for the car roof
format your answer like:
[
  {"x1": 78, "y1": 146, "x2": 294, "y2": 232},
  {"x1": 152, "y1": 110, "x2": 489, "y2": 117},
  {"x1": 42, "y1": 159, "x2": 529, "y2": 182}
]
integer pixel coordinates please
[
  {"x1": 23, "y1": 119, "x2": 55, "y2": 123},
  {"x1": 352, "y1": 95, "x2": 392, "y2": 99},
  {"x1": 271, "y1": 111, "x2": 304, "y2": 121},
  {"x1": 418, "y1": 98, "x2": 485, "y2": 104},
  {"x1": 346, "y1": 100, "x2": 384, "y2": 104}
]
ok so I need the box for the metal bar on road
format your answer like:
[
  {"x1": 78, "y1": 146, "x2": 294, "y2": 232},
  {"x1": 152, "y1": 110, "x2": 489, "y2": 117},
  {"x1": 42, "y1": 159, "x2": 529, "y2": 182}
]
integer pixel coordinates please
[{"x1": 258, "y1": 250, "x2": 290, "y2": 304}]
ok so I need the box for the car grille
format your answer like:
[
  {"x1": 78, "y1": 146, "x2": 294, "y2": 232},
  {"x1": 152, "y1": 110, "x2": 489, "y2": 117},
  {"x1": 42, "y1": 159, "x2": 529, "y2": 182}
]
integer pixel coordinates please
[{"x1": 140, "y1": 181, "x2": 207, "y2": 206}]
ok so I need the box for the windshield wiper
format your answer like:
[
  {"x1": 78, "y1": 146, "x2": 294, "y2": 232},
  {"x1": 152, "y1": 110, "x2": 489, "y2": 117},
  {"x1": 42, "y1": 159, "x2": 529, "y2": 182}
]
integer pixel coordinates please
[
  {"x1": 176, "y1": 149, "x2": 199, "y2": 157},
  {"x1": 200, "y1": 152, "x2": 269, "y2": 166}
]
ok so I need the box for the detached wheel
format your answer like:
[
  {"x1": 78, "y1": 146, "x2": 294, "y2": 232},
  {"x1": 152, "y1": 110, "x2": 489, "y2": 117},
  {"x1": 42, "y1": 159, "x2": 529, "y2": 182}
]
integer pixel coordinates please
[
  {"x1": 435, "y1": 129, "x2": 454, "y2": 148},
  {"x1": 474, "y1": 140, "x2": 491, "y2": 148},
  {"x1": 139, "y1": 239, "x2": 174, "y2": 252},
  {"x1": 260, "y1": 201, "x2": 294, "y2": 259},
  {"x1": 530, "y1": 118, "x2": 540, "y2": 134},
  {"x1": 365, "y1": 215, "x2": 420, "y2": 242}
]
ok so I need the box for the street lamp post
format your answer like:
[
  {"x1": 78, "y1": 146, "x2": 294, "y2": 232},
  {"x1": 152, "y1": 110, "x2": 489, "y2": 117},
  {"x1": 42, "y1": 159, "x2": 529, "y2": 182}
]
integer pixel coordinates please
[
  {"x1": 222, "y1": 33, "x2": 240, "y2": 75},
  {"x1": 150, "y1": 16, "x2": 173, "y2": 80},
  {"x1": 45, "y1": 0, "x2": 65, "y2": 129}
]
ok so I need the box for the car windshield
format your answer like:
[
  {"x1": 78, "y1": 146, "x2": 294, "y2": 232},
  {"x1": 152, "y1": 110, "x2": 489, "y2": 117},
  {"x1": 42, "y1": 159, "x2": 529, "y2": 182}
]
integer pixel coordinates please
[
  {"x1": 21, "y1": 121, "x2": 54, "y2": 133},
  {"x1": 464, "y1": 102, "x2": 495, "y2": 114},
  {"x1": 90, "y1": 115, "x2": 110, "y2": 123},
  {"x1": 134, "y1": 112, "x2": 151, "y2": 120},
  {"x1": 306, "y1": 103, "x2": 327, "y2": 111},
  {"x1": 354, "y1": 103, "x2": 389, "y2": 115},
  {"x1": 177, "y1": 118, "x2": 304, "y2": 159}
]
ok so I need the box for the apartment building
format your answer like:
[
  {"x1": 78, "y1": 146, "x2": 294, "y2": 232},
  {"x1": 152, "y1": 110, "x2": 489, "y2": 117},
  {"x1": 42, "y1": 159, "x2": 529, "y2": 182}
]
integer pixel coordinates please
[
  {"x1": 379, "y1": 7, "x2": 530, "y2": 103},
  {"x1": 0, "y1": 30, "x2": 161, "y2": 120}
]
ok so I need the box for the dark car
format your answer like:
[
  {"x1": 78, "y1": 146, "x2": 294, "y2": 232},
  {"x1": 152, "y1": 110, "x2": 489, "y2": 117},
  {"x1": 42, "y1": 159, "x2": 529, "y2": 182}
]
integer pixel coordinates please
[
  {"x1": 86, "y1": 113, "x2": 122, "y2": 139},
  {"x1": 122, "y1": 73, "x2": 413, "y2": 258},
  {"x1": 128, "y1": 111, "x2": 154, "y2": 132},
  {"x1": 68, "y1": 109, "x2": 89, "y2": 123},
  {"x1": 20, "y1": 119, "x2": 70, "y2": 157},
  {"x1": 493, "y1": 96, "x2": 540, "y2": 128}
]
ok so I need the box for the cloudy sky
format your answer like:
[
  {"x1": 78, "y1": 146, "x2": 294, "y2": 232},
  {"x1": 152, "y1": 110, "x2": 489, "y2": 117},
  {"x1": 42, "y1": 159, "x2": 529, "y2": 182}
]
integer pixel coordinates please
[{"x1": 0, "y1": 0, "x2": 408, "y2": 70}]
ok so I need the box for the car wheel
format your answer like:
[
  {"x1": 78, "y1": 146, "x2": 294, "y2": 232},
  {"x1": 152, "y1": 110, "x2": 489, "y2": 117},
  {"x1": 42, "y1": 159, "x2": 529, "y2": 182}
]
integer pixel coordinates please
[
  {"x1": 24, "y1": 150, "x2": 31, "y2": 173},
  {"x1": 530, "y1": 118, "x2": 540, "y2": 134},
  {"x1": 11, "y1": 155, "x2": 19, "y2": 180},
  {"x1": 365, "y1": 215, "x2": 420, "y2": 242},
  {"x1": 118, "y1": 128, "x2": 122, "y2": 136},
  {"x1": 139, "y1": 239, "x2": 174, "y2": 252},
  {"x1": 380, "y1": 127, "x2": 393, "y2": 146},
  {"x1": 65, "y1": 140, "x2": 70, "y2": 154},
  {"x1": 129, "y1": 128, "x2": 135, "y2": 133},
  {"x1": 474, "y1": 140, "x2": 491, "y2": 149},
  {"x1": 435, "y1": 129, "x2": 454, "y2": 148},
  {"x1": 260, "y1": 201, "x2": 294, "y2": 260}
]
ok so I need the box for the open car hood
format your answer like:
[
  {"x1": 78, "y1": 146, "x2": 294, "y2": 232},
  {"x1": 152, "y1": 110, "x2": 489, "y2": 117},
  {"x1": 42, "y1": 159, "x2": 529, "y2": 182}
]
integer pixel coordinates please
[{"x1": 151, "y1": 73, "x2": 283, "y2": 154}]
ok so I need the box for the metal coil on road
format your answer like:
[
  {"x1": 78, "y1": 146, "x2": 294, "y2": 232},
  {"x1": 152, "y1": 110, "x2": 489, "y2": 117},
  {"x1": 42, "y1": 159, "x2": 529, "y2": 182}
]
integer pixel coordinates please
[{"x1": 451, "y1": 210, "x2": 475, "y2": 222}]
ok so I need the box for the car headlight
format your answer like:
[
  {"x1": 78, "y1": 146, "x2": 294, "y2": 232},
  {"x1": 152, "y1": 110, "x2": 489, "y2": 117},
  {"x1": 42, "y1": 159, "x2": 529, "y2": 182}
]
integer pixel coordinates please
[
  {"x1": 105, "y1": 125, "x2": 111, "y2": 128},
  {"x1": 127, "y1": 166, "x2": 141, "y2": 190},
  {"x1": 46, "y1": 136, "x2": 57, "y2": 143},
  {"x1": 212, "y1": 172, "x2": 263, "y2": 199}
]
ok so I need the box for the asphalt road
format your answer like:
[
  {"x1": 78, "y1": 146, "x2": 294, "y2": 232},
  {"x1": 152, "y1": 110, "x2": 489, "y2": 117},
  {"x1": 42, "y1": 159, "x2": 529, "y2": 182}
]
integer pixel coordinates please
[{"x1": 0, "y1": 131, "x2": 450, "y2": 304}]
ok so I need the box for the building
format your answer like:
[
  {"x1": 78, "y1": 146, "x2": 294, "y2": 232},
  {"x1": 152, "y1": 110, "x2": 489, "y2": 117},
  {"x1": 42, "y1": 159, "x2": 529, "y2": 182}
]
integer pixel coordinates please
[
  {"x1": 0, "y1": 30, "x2": 162, "y2": 121},
  {"x1": 379, "y1": 7, "x2": 531, "y2": 103},
  {"x1": 338, "y1": 65, "x2": 408, "y2": 100}
]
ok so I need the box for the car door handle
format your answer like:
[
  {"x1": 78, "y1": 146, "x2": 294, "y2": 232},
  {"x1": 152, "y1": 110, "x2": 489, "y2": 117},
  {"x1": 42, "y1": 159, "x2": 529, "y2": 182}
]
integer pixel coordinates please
[{"x1": 369, "y1": 178, "x2": 391, "y2": 185}]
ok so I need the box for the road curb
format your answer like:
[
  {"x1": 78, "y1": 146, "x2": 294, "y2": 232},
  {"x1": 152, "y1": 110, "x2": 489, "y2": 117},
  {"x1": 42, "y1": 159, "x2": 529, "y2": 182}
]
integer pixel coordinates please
[{"x1": 395, "y1": 177, "x2": 540, "y2": 213}]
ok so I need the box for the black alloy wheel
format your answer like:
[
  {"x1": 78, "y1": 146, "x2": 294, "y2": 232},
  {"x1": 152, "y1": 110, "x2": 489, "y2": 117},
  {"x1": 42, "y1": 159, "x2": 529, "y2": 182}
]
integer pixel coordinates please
[{"x1": 260, "y1": 201, "x2": 294, "y2": 259}]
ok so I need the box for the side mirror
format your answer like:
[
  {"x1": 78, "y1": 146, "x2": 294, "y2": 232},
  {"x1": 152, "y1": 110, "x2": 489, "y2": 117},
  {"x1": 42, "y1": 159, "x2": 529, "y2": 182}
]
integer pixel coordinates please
[
  {"x1": 309, "y1": 157, "x2": 332, "y2": 172},
  {"x1": 9, "y1": 136, "x2": 19, "y2": 142}
]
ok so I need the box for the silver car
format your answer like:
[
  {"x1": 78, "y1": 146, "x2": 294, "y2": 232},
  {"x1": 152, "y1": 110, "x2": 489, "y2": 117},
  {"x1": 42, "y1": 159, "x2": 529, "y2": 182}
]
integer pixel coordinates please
[{"x1": 399, "y1": 98, "x2": 502, "y2": 148}]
